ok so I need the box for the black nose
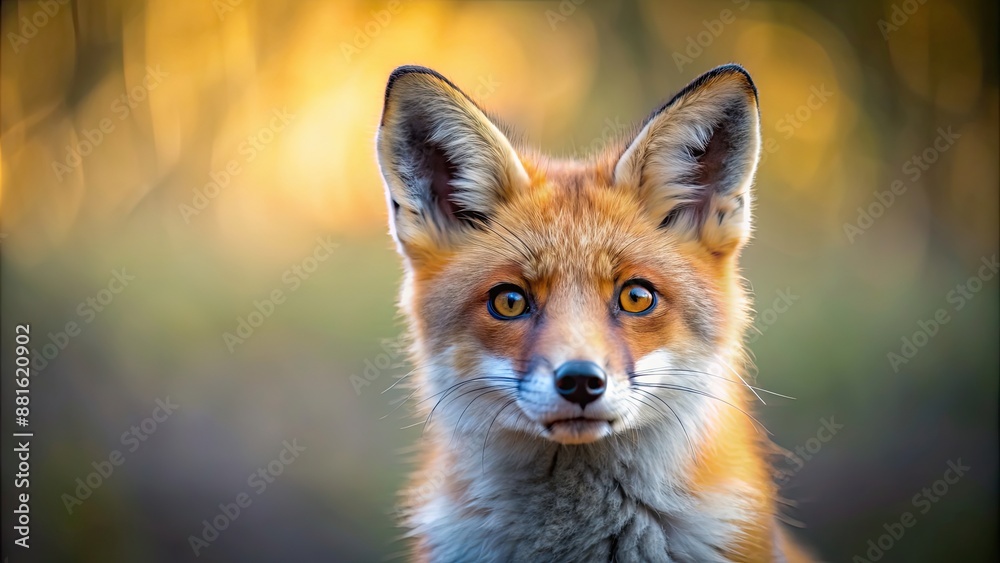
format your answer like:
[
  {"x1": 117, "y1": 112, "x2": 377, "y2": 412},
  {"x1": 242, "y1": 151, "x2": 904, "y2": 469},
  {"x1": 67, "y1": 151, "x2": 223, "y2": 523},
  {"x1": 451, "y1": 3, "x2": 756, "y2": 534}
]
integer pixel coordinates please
[{"x1": 554, "y1": 361, "x2": 607, "y2": 407}]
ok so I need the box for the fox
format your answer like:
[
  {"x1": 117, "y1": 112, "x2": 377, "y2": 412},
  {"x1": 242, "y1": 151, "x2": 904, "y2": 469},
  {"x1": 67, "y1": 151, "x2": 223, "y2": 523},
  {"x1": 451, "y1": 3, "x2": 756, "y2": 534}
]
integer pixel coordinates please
[{"x1": 375, "y1": 63, "x2": 815, "y2": 562}]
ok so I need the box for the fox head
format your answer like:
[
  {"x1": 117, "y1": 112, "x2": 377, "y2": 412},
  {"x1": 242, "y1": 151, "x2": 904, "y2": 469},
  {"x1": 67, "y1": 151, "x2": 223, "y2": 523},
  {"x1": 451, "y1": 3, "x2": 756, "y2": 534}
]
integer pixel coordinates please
[{"x1": 377, "y1": 65, "x2": 761, "y2": 450}]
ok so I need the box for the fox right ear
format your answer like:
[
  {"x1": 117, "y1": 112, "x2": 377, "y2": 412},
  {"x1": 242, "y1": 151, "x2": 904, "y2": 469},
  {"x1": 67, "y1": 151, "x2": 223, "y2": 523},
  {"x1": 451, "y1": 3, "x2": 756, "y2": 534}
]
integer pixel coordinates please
[
  {"x1": 376, "y1": 66, "x2": 529, "y2": 264},
  {"x1": 613, "y1": 64, "x2": 761, "y2": 258}
]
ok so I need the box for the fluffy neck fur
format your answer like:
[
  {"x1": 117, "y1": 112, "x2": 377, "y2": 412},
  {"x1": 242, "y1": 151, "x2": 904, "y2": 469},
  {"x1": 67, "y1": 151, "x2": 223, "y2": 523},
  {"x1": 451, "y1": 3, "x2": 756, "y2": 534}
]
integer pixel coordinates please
[{"x1": 403, "y1": 357, "x2": 780, "y2": 563}]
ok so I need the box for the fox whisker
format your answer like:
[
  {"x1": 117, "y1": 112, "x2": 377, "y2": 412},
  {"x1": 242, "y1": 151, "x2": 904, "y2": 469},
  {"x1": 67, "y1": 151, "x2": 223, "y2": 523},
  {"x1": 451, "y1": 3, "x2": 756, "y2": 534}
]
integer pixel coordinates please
[
  {"x1": 718, "y1": 358, "x2": 767, "y2": 405},
  {"x1": 631, "y1": 382, "x2": 771, "y2": 436},
  {"x1": 630, "y1": 368, "x2": 795, "y2": 400},
  {"x1": 381, "y1": 366, "x2": 418, "y2": 395},
  {"x1": 422, "y1": 377, "x2": 521, "y2": 433},
  {"x1": 450, "y1": 386, "x2": 519, "y2": 445},
  {"x1": 382, "y1": 386, "x2": 422, "y2": 421},
  {"x1": 631, "y1": 387, "x2": 692, "y2": 452},
  {"x1": 482, "y1": 399, "x2": 519, "y2": 474}
]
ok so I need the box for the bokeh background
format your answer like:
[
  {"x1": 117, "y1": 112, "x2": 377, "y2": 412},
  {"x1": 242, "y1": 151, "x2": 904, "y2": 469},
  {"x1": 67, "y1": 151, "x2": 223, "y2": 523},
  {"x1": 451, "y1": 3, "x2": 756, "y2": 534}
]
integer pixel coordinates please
[{"x1": 1, "y1": 0, "x2": 997, "y2": 561}]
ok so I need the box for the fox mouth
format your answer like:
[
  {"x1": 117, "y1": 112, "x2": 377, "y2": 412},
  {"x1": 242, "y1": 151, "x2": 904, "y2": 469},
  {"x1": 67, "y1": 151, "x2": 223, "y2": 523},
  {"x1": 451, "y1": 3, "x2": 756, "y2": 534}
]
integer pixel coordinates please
[{"x1": 544, "y1": 417, "x2": 614, "y2": 445}]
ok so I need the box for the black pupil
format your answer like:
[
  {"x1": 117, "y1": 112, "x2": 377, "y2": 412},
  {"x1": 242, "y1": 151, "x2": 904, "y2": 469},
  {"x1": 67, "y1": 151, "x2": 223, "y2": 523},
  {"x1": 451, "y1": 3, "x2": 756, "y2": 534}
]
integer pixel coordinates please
[
  {"x1": 629, "y1": 287, "x2": 646, "y2": 302},
  {"x1": 504, "y1": 293, "x2": 520, "y2": 311}
]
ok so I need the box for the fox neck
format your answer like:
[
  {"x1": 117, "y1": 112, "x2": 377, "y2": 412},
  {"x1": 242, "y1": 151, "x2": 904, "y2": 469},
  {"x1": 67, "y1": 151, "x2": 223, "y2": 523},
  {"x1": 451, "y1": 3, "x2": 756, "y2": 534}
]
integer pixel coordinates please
[{"x1": 410, "y1": 387, "x2": 777, "y2": 562}]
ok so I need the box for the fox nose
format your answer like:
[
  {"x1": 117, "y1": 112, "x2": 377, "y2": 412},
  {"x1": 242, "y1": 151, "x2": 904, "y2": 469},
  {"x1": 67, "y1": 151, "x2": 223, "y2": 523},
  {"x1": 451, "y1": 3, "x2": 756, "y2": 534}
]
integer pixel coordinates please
[{"x1": 554, "y1": 361, "x2": 607, "y2": 407}]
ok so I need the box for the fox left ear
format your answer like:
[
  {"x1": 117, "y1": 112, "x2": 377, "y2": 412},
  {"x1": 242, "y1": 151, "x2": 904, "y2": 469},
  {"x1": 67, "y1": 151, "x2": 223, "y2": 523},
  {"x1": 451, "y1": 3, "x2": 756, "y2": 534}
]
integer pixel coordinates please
[
  {"x1": 377, "y1": 66, "x2": 529, "y2": 265},
  {"x1": 614, "y1": 64, "x2": 761, "y2": 257}
]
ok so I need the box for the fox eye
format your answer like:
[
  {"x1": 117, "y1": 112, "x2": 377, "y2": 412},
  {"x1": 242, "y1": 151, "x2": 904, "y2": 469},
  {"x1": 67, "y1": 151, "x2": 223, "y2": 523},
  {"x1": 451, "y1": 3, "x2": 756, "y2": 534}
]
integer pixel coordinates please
[
  {"x1": 488, "y1": 284, "x2": 529, "y2": 319},
  {"x1": 619, "y1": 280, "x2": 656, "y2": 315}
]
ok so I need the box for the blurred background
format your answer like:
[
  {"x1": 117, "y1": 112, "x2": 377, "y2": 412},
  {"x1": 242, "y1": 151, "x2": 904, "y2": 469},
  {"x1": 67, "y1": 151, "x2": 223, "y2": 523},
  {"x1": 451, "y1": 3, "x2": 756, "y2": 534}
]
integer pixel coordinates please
[{"x1": 1, "y1": 0, "x2": 997, "y2": 561}]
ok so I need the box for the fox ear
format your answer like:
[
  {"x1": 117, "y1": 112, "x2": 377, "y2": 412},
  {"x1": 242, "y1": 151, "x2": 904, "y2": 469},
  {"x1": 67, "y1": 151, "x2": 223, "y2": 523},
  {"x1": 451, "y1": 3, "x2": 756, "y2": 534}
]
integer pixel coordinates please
[
  {"x1": 377, "y1": 66, "x2": 529, "y2": 263},
  {"x1": 614, "y1": 64, "x2": 761, "y2": 257}
]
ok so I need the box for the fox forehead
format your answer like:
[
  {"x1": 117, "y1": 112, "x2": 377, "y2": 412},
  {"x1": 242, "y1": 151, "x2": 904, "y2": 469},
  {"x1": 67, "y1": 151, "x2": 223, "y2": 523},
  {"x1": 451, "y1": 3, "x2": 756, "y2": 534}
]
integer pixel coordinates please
[{"x1": 448, "y1": 162, "x2": 713, "y2": 285}]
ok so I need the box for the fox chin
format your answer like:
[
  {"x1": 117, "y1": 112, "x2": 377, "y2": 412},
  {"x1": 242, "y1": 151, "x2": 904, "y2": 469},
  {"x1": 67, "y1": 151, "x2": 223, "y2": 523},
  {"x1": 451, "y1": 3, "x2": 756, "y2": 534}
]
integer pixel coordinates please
[{"x1": 375, "y1": 63, "x2": 815, "y2": 563}]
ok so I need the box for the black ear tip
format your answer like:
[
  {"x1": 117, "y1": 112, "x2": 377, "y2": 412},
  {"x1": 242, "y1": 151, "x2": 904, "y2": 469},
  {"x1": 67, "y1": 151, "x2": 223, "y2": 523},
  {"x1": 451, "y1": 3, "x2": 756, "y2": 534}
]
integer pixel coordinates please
[
  {"x1": 386, "y1": 65, "x2": 441, "y2": 94},
  {"x1": 709, "y1": 63, "x2": 758, "y2": 101},
  {"x1": 645, "y1": 63, "x2": 759, "y2": 127},
  {"x1": 382, "y1": 66, "x2": 439, "y2": 126},
  {"x1": 384, "y1": 65, "x2": 442, "y2": 110},
  {"x1": 381, "y1": 65, "x2": 471, "y2": 126}
]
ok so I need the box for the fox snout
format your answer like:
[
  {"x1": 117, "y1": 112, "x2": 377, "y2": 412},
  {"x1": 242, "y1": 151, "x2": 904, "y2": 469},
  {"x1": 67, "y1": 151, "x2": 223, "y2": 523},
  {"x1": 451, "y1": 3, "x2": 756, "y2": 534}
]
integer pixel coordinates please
[
  {"x1": 552, "y1": 360, "x2": 607, "y2": 407},
  {"x1": 515, "y1": 355, "x2": 626, "y2": 445}
]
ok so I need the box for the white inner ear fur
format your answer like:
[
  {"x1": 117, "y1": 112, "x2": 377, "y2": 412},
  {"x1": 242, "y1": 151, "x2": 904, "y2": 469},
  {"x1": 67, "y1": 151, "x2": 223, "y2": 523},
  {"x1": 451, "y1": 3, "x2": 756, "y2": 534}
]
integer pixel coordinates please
[{"x1": 613, "y1": 76, "x2": 761, "y2": 255}]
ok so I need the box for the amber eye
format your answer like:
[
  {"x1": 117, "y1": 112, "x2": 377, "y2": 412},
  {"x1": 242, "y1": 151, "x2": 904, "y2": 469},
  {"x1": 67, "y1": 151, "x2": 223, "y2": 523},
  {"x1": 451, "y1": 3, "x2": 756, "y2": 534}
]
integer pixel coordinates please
[
  {"x1": 488, "y1": 284, "x2": 529, "y2": 319},
  {"x1": 619, "y1": 281, "x2": 656, "y2": 314}
]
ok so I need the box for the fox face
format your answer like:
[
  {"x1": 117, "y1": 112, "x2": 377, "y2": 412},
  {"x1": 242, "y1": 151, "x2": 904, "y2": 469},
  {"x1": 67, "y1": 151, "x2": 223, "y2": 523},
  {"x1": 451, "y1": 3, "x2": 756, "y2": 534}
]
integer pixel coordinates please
[{"x1": 378, "y1": 65, "x2": 761, "y2": 451}]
